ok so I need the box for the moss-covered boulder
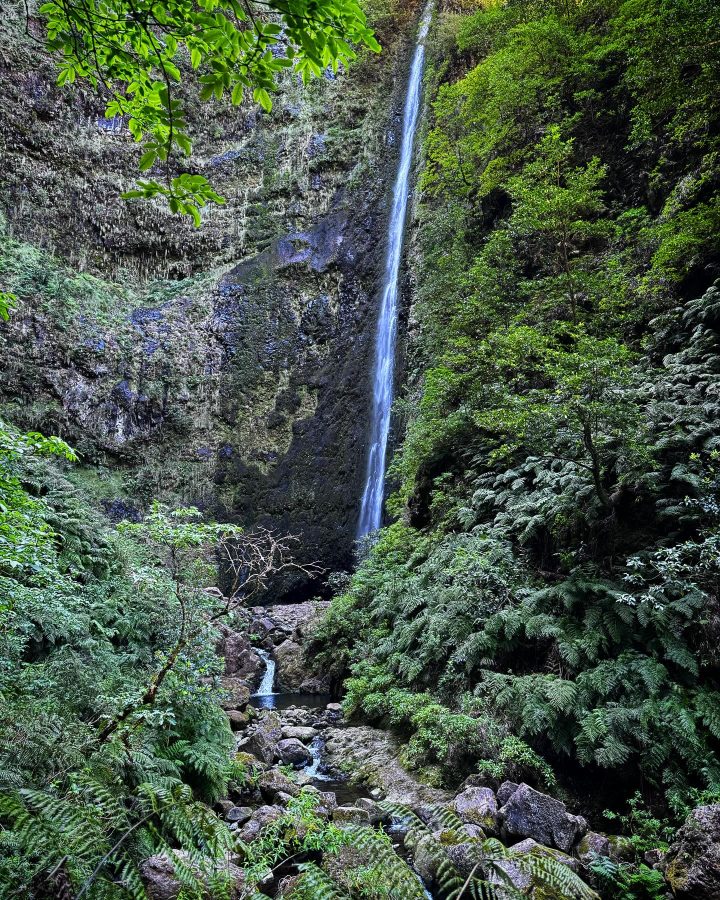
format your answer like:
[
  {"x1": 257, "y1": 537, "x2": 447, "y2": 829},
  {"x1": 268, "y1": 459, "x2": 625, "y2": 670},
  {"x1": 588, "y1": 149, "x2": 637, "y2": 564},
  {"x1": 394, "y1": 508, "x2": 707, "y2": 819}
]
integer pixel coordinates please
[{"x1": 664, "y1": 804, "x2": 720, "y2": 899}]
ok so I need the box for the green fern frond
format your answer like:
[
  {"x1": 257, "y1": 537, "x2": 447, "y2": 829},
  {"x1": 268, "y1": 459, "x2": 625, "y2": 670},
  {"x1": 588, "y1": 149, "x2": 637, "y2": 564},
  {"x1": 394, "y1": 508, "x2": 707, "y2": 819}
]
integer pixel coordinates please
[
  {"x1": 339, "y1": 824, "x2": 430, "y2": 898},
  {"x1": 294, "y1": 862, "x2": 353, "y2": 899},
  {"x1": 515, "y1": 846, "x2": 599, "y2": 900},
  {"x1": 377, "y1": 804, "x2": 597, "y2": 900}
]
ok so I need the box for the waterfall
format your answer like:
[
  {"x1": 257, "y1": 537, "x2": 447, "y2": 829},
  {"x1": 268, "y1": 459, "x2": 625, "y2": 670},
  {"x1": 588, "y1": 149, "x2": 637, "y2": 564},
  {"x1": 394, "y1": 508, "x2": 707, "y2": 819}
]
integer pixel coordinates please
[
  {"x1": 252, "y1": 649, "x2": 276, "y2": 709},
  {"x1": 301, "y1": 735, "x2": 327, "y2": 780},
  {"x1": 357, "y1": 3, "x2": 433, "y2": 539}
]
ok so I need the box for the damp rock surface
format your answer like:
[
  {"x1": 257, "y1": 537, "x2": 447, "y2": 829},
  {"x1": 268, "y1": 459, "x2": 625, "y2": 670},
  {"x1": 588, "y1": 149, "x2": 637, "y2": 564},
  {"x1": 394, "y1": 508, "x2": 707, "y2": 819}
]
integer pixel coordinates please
[
  {"x1": 499, "y1": 783, "x2": 588, "y2": 852},
  {"x1": 664, "y1": 804, "x2": 720, "y2": 900}
]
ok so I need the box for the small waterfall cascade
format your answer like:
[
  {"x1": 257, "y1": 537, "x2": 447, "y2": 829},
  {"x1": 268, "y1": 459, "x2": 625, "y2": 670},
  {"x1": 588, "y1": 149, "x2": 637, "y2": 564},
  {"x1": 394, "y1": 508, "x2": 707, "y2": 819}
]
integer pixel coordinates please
[
  {"x1": 301, "y1": 735, "x2": 327, "y2": 780},
  {"x1": 357, "y1": 3, "x2": 433, "y2": 538},
  {"x1": 252, "y1": 649, "x2": 277, "y2": 709}
]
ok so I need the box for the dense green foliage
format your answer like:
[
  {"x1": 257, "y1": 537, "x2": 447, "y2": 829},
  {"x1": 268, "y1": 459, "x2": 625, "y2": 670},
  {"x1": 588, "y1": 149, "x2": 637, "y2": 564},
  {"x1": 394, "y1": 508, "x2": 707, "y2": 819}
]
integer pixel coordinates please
[
  {"x1": 42, "y1": 0, "x2": 380, "y2": 219},
  {"x1": 318, "y1": 0, "x2": 720, "y2": 817},
  {"x1": 0, "y1": 427, "x2": 251, "y2": 896},
  {"x1": 3, "y1": 0, "x2": 720, "y2": 894},
  {"x1": 295, "y1": 805, "x2": 596, "y2": 900}
]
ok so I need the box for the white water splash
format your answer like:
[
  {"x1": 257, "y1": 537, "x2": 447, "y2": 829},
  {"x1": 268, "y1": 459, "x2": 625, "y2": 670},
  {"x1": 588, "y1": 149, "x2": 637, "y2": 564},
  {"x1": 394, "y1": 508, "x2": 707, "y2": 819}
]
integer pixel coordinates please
[
  {"x1": 301, "y1": 735, "x2": 327, "y2": 779},
  {"x1": 357, "y1": 4, "x2": 433, "y2": 538}
]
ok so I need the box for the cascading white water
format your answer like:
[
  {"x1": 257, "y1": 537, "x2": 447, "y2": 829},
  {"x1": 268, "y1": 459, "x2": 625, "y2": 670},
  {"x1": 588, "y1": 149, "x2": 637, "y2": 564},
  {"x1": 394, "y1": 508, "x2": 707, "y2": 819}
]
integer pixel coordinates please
[
  {"x1": 357, "y1": 3, "x2": 433, "y2": 538},
  {"x1": 252, "y1": 649, "x2": 277, "y2": 709},
  {"x1": 301, "y1": 735, "x2": 327, "y2": 780}
]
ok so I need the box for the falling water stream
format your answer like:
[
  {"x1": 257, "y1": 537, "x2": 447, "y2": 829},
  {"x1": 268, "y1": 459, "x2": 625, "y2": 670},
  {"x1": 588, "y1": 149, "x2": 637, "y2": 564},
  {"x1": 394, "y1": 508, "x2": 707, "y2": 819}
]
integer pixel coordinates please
[
  {"x1": 251, "y1": 649, "x2": 277, "y2": 709},
  {"x1": 357, "y1": 3, "x2": 433, "y2": 538}
]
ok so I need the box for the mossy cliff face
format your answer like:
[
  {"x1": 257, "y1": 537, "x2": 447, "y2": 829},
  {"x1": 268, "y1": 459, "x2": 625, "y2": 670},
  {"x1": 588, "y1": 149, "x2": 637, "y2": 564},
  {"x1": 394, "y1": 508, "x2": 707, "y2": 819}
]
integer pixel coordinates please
[
  {"x1": 0, "y1": 2, "x2": 422, "y2": 594},
  {"x1": 0, "y1": 5, "x2": 418, "y2": 281}
]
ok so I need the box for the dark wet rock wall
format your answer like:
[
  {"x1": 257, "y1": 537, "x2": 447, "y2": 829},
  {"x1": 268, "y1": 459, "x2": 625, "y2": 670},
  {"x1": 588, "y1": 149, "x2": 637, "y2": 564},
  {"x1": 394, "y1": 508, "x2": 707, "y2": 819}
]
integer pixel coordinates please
[{"x1": 0, "y1": 2, "x2": 423, "y2": 598}]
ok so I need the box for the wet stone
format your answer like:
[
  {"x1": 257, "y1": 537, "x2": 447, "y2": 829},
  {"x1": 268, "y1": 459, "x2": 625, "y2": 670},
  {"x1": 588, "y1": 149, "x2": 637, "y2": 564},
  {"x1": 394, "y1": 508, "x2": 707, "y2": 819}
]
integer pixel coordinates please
[
  {"x1": 277, "y1": 737, "x2": 313, "y2": 767},
  {"x1": 226, "y1": 806, "x2": 252, "y2": 825},
  {"x1": 281, "y1": 725, "x2": 317, "y2": 743},
  {"x1": 333, "y1": 806, "x2": 371, "y2": 825}
]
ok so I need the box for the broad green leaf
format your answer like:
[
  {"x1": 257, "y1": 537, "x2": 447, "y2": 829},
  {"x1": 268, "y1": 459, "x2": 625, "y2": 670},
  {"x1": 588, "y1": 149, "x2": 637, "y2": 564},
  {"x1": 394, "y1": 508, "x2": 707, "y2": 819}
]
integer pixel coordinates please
[
  {"x1": 253, "y1": 87, "x2": 272, "y2": 112},
  {"x1": 138, "y1": 149, "x2": 157, "y2": 171}
]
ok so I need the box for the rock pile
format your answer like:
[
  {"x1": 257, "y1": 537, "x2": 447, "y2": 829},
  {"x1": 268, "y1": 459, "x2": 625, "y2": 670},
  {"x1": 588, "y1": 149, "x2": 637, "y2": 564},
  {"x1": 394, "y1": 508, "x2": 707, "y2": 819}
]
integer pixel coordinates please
[
  {"x1": 249, "y1": 602, "x2": 333, "y2": 693},
  {"x1": 141, "y1": 601, "x2": 718, "y2": 900}
]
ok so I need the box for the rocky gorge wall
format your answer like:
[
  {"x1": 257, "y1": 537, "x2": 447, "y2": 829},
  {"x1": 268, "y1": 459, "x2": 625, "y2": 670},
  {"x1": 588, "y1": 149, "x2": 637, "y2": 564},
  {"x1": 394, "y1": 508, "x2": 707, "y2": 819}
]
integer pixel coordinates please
[{"x1": 0, "y1": 1, "x2": 422, "y2": 594}]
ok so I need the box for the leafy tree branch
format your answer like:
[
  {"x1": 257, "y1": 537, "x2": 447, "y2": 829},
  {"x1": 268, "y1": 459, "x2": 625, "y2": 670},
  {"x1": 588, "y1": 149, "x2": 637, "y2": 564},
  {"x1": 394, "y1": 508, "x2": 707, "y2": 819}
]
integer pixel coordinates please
[{"x1": 39, "y1": 0, "x2": 380, "y2": 222}]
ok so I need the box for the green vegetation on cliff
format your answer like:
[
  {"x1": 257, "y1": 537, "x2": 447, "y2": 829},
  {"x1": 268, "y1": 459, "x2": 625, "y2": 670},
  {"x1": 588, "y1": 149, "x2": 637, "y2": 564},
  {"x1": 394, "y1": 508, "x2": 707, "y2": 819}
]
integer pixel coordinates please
[
  {"x1": 2, "y1": 0, "x2": 720, "y2": 896},
  {"x1": 318, "y1": 0, "x2": 720, "y2": 818},
  {"x1": 42, "y1": 0, "x2": 381, "y2": 219}
]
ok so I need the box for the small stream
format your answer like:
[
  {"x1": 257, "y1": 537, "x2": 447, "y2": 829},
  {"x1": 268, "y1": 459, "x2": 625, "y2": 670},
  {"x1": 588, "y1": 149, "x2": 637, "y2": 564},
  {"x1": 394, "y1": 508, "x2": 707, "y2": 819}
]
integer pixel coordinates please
[
  {"x1": 250, "y1": 648, "x2": 333, "y2": 712},
  {"x1": 250, "y1": 649, "x2": 358, "y2": 796},
  {"x1": 248, "y1": 646, "x2": 435, "y2": 896}
]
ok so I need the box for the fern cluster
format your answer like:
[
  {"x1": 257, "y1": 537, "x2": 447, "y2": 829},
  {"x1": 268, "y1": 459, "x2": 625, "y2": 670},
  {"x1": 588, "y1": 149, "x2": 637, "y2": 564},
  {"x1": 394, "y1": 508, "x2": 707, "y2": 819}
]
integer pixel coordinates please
[
  {"x1": 0, "y1": 424, "x2": 239, "y2": 897},
  {"x1": 294, "y1": 824, "x2": 429, "y2": 900},
  {"x1": 293, "y1": 805, "x2": 597, "y2": 900}
]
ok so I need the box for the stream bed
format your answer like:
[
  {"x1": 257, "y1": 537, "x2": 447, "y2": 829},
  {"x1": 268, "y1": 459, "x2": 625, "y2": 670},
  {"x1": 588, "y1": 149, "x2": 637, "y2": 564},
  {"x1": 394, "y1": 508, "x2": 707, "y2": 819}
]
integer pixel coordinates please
[
  {"x1": 228, "y1": 602, "x2": 604, "y2": 900},
  {"x1": 244, "y1": 641, "x2": 436, "y2": 896},
  {"x1": 249, "y1": 648, "x2": 372, "y2": 804}
]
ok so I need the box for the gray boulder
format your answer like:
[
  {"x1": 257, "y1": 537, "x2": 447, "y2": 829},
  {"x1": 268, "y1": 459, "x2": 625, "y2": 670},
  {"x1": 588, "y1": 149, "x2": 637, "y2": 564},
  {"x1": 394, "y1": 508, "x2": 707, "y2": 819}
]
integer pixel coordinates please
[
  {"x1": 226, "y1": 805, "x2": 252, "y2": 825},
  {"x1": 217, "y1": 628, "x2": 262, "y2": 680},
  {"x1": 318, "y1": 790, "x2": 338, "y2": 808},
  {"x1": 411, "y1": 833, "x2": 444, "y2": 885},
  {"x1": 253, "y1": 616, "x2": 277, "y2": 638},
  {"x1": 220, "y1": 676, "x2": 250, "y2": 711},
  {"x1": 277, "y1": 737, "x2": 313, "y2": 767},
  {"x1": 333, "y1": 806, "x2": 371, "y2": 825},
  {"x1": 453, "y1": 786, "x2": 499, "y2": 833},
  {"x1": 497, "y1": 781, "x2": 520, "y2": 805},
  {"x1": 326, "y1": 702, "x2": 343, "y2": 718},
  {"x1": 256, "y1": 710, "x2": 282, "y2": 742},
  {"x1": 226, "y1": 709, "x2": 251, "y2": 730},
  {"x1": 644, "y1": 848, "x2": 666, "y2": 869},
  {"x1": 242, "y1": 730, "x2": 275, "y2": 764},
  {"x1": 316, "y1": 790, "x2": 338, "y2": 815},
  {"x1": 577, "y1": 831, "x2": 611, "y2": 866},
  {"x1": 257, "y1": 768, "x2": 301, "y2": 802},
  {"x1": 510, "y1": 838, "x2": 580, "y2": 872},
  {"x1": 140, "y1": 852, "x2": 245, "y2": 899},
  {"x1": 488, "y1": 839, "x2": 582, "y2": 897},
  {"x1": 281, "y1": 725, "x2": 317, "y2": 743},
  {"x1": 355, "y1": 797, "x2": 385, "y2": 825},
  {"x1": 238, "y1": 805, "x2": 284, "y2": 843},
  {"x1": 446, "y1": 840, "x2": 482, "y2": 879},
  {"x1": 244, "y1": 711, "x2": 282, "y2": 763},
  {"x1": 274, "y1": 639, "x2": 306, "y2": 691},
  {"x1": 499, "y1": 783, "x2": 587, "y2": 852},
  {"x1": 605, "y1": 834, "x2": 636, "y2": 863},
  {"x1": 665, "y1": 804, "x2": 720, "y2": 899}
]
